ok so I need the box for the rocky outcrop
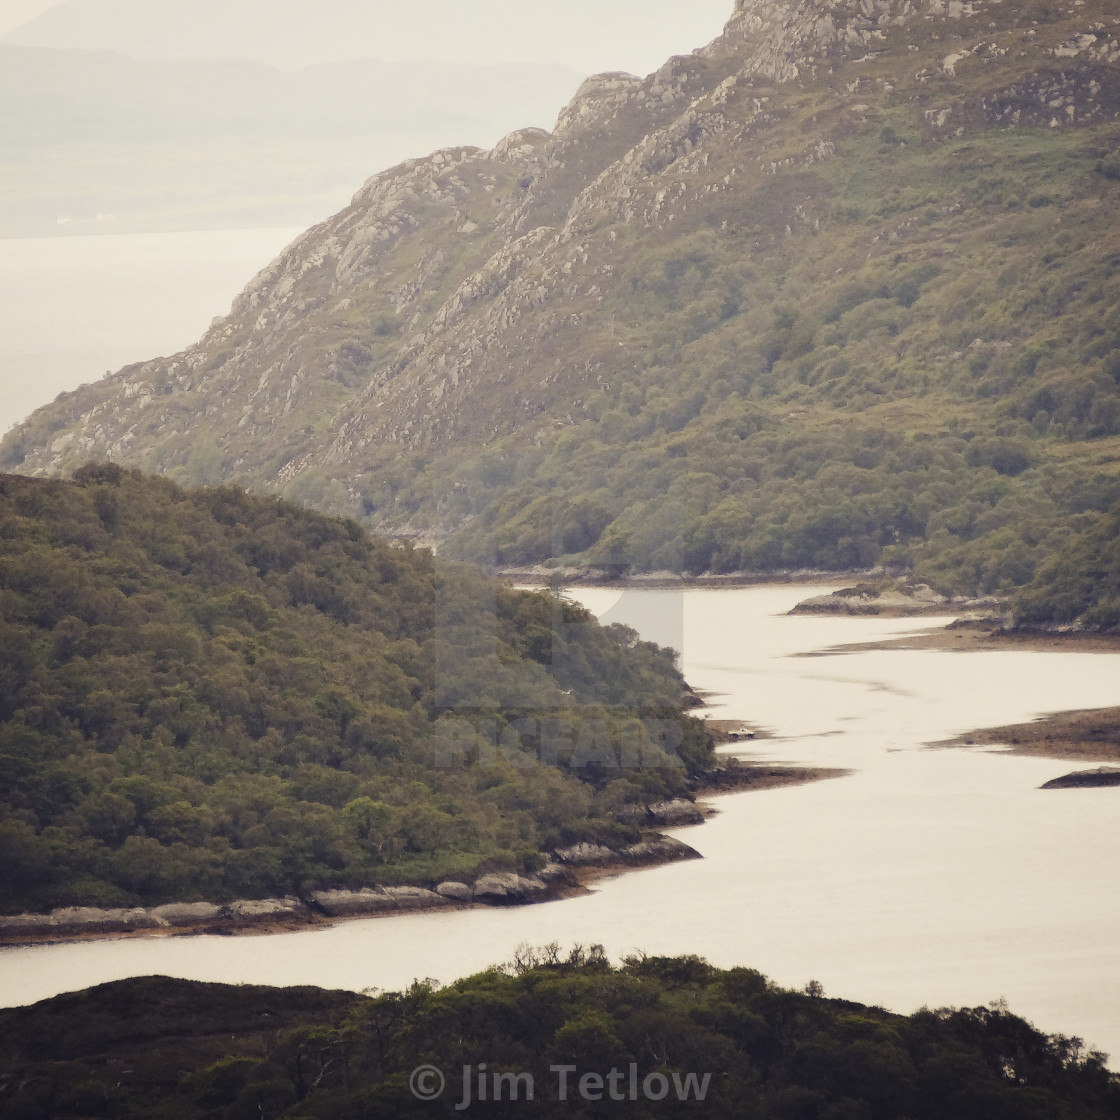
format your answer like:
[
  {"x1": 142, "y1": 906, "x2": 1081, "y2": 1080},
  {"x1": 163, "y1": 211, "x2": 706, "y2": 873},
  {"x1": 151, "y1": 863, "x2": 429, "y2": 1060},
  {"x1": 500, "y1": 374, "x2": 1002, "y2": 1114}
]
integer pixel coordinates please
[
  {"x1": 619, "y1": 836, "x2": 703, "y2": 865},
  {"x1": 224, "y1": 897, "x2": 308, "y2": 922},
  {"x1": 308, "y1": 887, "x2": 442, "y2": 917},
  {"x1": 554, "y1": 835, "x2": 701, "y2": 867},
  {"x1": 435, "y1": 880, "x2": 473, "y2": 902},
  {"x1": 0, "y1": 897, "x2": 307, "y2": 940},
  {"x1": 790, "y1": 583, "x2": 1003, "y2": 617},
  {"x1": 151, "y1": 901, "x2": 223, "y2": 925},
  {"x1": 471, "y1": 873, "x2": 550, "y2": 905},
  {"x1": 0, "y1": 833, "x2": 707, "y2": 942},
  {"x1": 615, "y1": 799, "x2": 707, "y2": 826},
  {"x1": 0, "y1": 907, "x2": 163, "y2": 938},
  {"x1": 1041, "y1": 767, "x2": 1120, "y2": 790}
]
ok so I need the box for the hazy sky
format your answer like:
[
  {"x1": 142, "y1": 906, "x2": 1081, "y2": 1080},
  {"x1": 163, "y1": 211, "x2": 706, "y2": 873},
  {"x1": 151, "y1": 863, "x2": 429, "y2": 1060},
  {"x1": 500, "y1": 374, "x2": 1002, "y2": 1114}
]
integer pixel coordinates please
[
  {"x1": 0, "y1": 0, "x2": 52, "y2": 32},
  {"x1": 0, "y1": 0, "x2": 736, "y2": 75}
]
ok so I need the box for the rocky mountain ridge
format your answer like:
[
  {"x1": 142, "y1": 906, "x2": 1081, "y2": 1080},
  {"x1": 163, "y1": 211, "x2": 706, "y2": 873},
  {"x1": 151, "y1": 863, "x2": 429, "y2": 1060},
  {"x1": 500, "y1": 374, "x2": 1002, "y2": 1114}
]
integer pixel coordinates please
[{"x1": 6, "y1": 0, "x2": 1120, "y2": 600}]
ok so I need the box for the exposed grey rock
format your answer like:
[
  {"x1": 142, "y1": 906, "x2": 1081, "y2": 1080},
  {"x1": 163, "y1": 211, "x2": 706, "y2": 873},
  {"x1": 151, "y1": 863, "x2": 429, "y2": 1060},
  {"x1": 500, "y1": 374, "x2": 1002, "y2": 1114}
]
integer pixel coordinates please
[
  {"x1": 149, "y1": 902, "x2": 222, "y2": 925},
  {"x1": 225, "y1": 897, "x2": 307, "y2": 920},
  {"x1": 0, "y1": 913, "x2": 56, "y2": 936},
  {"x1": 791, "y1": 583, "x2": 983, "y2": 616},
  {"x1": 435, "y1": 881, "x2": 473, "y2": 901},
  {"x1": 553, "y1": 842, "x2": 617, "y2": 865},
  {"x1": 790, "y1": 592, "x2": 879, "y2": 615},
  {"x1": 910, "y1": 584, "x2": 947, "y2": 604},
  {"x1": 384, "y1": 886, "x2": 445, "y2": 909},
  {"x1": 536, "y1": 860, "x2": 573, "y2": 883},
  {"x1": 617, "y1": 799, "x2": 705, "y2": 826},
  {"x1": 308, "y1": 888, "x2": 397, "y2": 916},
  {"x1": 621, "y1": 836, "x2": 701, "y2": 864},
  {"x1": 0, "y1": 906, "x2": 163, "y2": 936},
  {"x1": 472, "y1": 873, "x2": 549, "y2": 905}
]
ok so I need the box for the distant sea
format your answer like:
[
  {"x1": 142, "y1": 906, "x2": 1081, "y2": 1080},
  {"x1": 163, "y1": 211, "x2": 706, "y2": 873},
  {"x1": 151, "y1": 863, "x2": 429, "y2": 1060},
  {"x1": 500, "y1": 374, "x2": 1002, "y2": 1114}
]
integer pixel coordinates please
[{"x1": 0, "y1": 227, "x2": 304, "y2": 438}]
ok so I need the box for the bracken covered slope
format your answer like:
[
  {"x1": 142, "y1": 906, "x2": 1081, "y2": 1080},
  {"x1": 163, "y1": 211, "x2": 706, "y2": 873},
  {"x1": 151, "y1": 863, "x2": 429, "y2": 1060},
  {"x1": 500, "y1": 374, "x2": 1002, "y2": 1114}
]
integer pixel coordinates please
[{"x1": 5, "y1": 0, "x2": 1120, "y2": 601}]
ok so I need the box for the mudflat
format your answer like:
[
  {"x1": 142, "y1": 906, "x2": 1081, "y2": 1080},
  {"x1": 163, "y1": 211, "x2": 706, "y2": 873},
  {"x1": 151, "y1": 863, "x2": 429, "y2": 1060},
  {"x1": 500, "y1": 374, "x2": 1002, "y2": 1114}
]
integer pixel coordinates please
[{"x1": 944, "y1": 706, "x2": 1120, "y2": 763}]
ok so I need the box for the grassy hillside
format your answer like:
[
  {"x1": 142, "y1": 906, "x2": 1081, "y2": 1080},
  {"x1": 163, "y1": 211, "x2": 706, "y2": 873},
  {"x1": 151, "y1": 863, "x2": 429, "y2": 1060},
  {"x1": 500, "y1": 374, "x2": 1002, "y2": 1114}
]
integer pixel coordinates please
[
  {"x1": 1, "y1": 956, "x2": 1116, "y2": 1118},
  {"x1": 5, "y1": 0, "x2": 1120, "y2": 623},
  {"x1": 0, "y1": 466, "x2": 709, "y2": 914}
]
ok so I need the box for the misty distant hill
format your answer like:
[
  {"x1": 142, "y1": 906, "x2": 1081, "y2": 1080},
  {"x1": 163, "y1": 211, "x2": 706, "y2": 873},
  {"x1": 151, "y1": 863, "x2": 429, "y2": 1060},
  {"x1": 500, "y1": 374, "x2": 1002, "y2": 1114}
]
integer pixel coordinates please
[
  {"x1": 0, "y1": 45, "x2": 582, "y2": 146},
  {"x1": 0, "y1": 43, "x2": 583, "y2": 235},
  {"x1": 2, "y1": 0, "x2": 733, "y2": 74}
]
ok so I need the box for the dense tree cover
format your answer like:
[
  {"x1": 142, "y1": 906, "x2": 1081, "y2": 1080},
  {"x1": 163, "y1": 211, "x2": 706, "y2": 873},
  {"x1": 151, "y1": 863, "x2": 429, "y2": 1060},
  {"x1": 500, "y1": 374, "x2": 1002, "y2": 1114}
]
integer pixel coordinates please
[
  {"x1": 0, "y1": 467, "x2": 709, "y2": 913},
  {"x1": 1014, "y1": 501, "x2": 1120, "y2": 631},
  {"x1": 436, "y1": 123, "x2": 1120, "y2": 607},
  {"x1": 1, "y1": 954, "x2": 1117, "y2": 1119}
]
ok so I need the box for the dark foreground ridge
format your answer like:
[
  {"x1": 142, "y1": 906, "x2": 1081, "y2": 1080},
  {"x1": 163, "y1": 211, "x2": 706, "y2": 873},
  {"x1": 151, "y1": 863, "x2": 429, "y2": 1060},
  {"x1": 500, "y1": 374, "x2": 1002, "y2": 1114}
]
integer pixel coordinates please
[{"x1": 1, "y1": 954, "x2": 1117, "y2": 1119}]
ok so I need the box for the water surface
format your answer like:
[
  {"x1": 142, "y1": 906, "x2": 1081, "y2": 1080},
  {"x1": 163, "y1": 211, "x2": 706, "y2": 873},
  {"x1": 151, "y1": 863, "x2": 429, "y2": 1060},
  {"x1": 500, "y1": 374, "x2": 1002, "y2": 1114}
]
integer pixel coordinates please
[{"x1": 2, "y1": 586, "x2": 1118, "y2": 1059}]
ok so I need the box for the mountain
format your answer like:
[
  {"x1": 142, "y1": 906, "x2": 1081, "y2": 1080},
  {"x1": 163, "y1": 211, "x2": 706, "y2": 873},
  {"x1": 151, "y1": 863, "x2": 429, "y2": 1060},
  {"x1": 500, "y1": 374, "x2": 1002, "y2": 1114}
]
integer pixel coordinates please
[
  {"x1": 0, "y1": 466, "x2": 707, "y2": 913},
  {"x1": 0, "y1": 44, "x2": 582, "y2": 236},
  {"x1": 6, "y1": 0, "x2": 1120, "y2": 614}
]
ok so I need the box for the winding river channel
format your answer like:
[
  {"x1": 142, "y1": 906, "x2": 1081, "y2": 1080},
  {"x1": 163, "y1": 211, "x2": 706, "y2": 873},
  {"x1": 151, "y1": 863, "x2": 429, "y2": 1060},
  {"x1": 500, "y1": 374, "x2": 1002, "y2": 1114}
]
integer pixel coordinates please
[{"x1": 3, "y1": 585, "x2": 1120, "y2": 1059}]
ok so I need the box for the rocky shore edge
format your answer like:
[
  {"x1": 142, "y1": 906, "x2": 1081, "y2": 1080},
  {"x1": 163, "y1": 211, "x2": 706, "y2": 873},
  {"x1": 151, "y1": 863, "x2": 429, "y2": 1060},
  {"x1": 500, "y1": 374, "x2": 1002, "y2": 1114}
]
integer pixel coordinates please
[
  {"x1": 0, "y1": 756, "x2": 846, "y2": 946},
  {"x1": 788, "y1": 580, "x2": 1004, "y2": 619},
  {"x1": 500, "y1": 567, "x2": 862, "y2": 590},
  {"x1": 0, "y1": 818, "x2": 705, "y2": 947}
]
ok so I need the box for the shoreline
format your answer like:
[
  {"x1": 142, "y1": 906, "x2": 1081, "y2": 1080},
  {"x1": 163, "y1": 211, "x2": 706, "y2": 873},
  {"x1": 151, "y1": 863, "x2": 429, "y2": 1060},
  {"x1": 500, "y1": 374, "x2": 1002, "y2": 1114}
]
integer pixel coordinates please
[
  {"x1": 504, "y1": 569, "x2": 854, "y2": 590},
  {"x1": 12, "y1": 611, "x2": 1115, "y2": 949},
  {"x1": 0, "y1": 756, "x2": 845, "y2": 949},
  {"x1": 799, "y1": 616, "x2": 1120, "y2": 773},
  {"x1": 795, "y1": 618, "x2": 1120, "y2": 658}
]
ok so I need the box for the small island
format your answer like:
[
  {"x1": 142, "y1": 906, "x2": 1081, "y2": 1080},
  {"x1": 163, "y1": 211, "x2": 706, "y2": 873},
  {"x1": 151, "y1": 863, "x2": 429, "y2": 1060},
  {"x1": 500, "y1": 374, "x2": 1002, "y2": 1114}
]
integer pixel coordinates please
[{"x1": 1041, "y1": 768, "x2": 1120, "y2": 790}]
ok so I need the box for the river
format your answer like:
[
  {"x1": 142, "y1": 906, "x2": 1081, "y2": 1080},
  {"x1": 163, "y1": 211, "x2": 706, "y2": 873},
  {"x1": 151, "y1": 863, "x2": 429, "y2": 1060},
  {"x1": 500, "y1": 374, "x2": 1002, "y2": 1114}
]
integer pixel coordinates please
[{"x1": 2, "y1": 585, "x2": 1119, "y2": 1059}]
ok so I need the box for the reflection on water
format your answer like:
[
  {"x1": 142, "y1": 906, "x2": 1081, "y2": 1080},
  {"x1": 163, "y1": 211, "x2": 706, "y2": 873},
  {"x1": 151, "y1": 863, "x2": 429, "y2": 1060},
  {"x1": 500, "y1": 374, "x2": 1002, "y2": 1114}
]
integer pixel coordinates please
[{"x1": 2, "y1": 586, "x2": 1119, "y2": 1060}]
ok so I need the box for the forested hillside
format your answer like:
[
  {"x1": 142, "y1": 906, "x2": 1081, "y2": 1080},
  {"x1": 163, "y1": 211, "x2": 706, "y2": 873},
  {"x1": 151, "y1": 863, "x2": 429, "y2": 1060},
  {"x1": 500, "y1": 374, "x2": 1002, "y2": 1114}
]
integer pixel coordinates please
[
  {"x1": 1014, "y1": 500, "x2": 1120, "y2": 630},
  {"x1": 1, "y1": 954, "x2": 1117, "y2": 1119},
  {"x1": 0, "y1": 467, "x2": 708, "y2": 914},
  {"x1": 5, "y1": 0, "x2": 1120, "y2": 625}
]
